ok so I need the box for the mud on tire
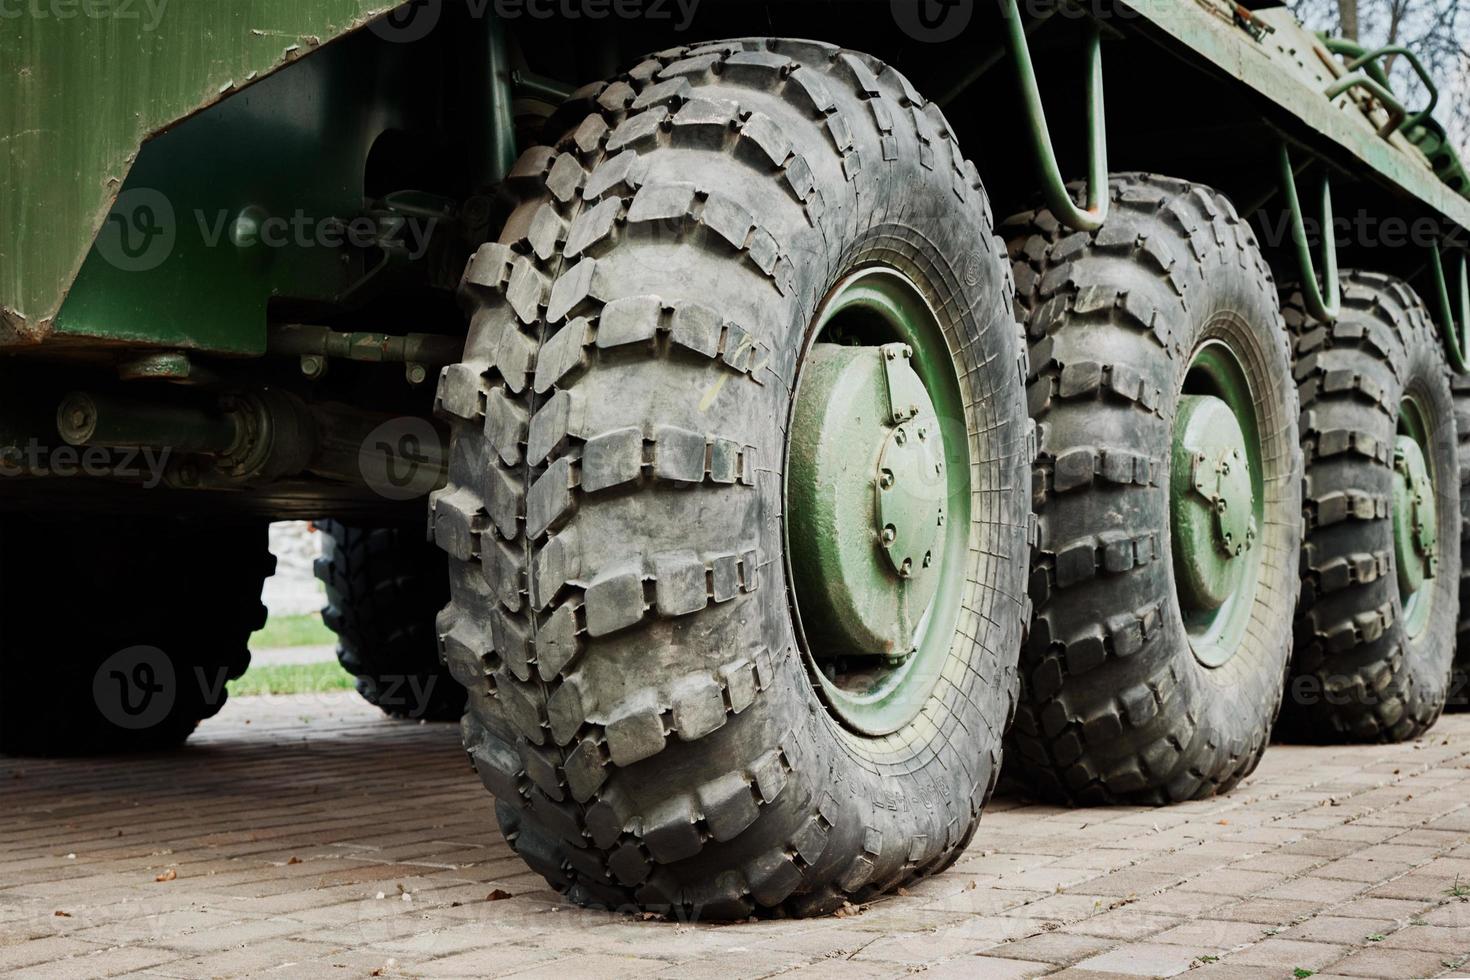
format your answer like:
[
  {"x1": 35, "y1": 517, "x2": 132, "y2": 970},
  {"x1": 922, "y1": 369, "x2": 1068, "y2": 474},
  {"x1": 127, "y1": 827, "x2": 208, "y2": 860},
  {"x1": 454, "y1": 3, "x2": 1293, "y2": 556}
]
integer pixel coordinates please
[
  {"x1": 316, "y1": 520, "x2": 463, "y2": 721},
  {"x1": 428, "y1": 39, "x2": 1028, "y2": 916},
  {"x1": 1005, "y1": 174, "x2": 1302, "y2": 804},
  {"x1": 1281, "y1": 272, "x2": 1460, "y2": 739}
]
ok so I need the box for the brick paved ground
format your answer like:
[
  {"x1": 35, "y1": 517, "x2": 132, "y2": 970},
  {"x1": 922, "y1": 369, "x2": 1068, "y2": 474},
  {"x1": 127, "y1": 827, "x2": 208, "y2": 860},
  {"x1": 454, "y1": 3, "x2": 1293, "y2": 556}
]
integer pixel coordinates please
[{"x1": 3, "y1": 695, "x2": 1469, "y2": 979}]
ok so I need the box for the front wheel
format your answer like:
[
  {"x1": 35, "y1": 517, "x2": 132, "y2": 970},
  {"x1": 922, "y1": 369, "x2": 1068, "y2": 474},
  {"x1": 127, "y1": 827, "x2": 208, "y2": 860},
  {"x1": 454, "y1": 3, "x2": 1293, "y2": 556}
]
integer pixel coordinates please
[{"x1": 429, "y1": 39, "x2": 1029, "y2": 917}]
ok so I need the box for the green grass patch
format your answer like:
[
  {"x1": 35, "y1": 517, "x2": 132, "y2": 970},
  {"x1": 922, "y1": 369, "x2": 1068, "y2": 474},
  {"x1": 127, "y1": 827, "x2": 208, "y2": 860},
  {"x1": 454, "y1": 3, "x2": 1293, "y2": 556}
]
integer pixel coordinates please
[
  {"x1": 250, "y1": 613, "x2": 335, "y2": 650},
  {"x1": 230, "y1": 662, "x2": 355, "y2": 696}
]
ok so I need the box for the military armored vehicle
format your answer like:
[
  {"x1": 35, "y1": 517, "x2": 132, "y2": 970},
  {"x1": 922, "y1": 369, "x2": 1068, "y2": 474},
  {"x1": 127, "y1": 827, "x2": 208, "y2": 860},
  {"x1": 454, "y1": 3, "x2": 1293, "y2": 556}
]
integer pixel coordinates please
[{"x1": 4, "y1": 0, "x2": 1468, "y2": 917}]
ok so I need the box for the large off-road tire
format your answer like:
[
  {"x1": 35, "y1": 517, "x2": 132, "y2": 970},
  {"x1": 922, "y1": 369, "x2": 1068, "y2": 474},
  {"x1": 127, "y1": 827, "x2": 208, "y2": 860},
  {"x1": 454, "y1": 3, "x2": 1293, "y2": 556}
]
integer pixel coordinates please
[
  {"x1": 0, "y1": 516, "x2": 272, "y2": 755},
  {"x1": 1452, "y1": 372, "x2": 1470, "y2": 712},
  {"x1": 315, "y1": 520, "x2": 463, "y2": 721},
  {"x1": 429, "y1": 39, "x2": 1028, "y2": 917},
  {"x1": 1004, "y1": 174, "x2": 1302, "y2": 804},
  {"x1": 1281, "y1": 272, "x2": 1459, "y2": 740}
]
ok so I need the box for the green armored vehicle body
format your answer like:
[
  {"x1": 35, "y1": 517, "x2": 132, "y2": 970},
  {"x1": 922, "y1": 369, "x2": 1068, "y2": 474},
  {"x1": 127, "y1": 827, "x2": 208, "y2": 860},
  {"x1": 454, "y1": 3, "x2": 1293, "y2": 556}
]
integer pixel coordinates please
[{"x1": 3, "y1": 0, "x2": 1468, "y2": 916}]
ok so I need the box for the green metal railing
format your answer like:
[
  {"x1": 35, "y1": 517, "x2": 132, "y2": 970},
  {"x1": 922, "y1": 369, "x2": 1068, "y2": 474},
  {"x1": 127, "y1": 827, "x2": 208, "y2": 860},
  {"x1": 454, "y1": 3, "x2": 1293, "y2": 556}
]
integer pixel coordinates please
[
  {"x1": 1324, "y1": 73, "x2": 1407, "y2": 140},
  {"x1": 1002, "y1": 0, "x2": 1108, "y2": 233},
  {"x1": 1322, "y1": 38, "x2": 1440, "y2": 137},
  {"x1": 1279, "y1": 144, "x2": 1341, "y2": 324},
  {"x1": 1431, "y1": 246, "x2": 1470, "y2": 374}
]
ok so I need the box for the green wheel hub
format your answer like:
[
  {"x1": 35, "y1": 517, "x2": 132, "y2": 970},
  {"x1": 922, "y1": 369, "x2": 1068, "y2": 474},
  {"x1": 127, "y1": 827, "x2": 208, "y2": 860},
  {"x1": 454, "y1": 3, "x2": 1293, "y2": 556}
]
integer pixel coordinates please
[
  {"x1": 1171, "y1": 395, "x2": 1257, "y2": 611},
  {"x1": 1170, "y1": 343, "x2": 1265, "y2": 668},
  {"x1": 785, "y1": 269, "x2": 970, "y2": 736},
  {"x1": 1394, "y1": 399, "x2": 1438, "y2": 637}
]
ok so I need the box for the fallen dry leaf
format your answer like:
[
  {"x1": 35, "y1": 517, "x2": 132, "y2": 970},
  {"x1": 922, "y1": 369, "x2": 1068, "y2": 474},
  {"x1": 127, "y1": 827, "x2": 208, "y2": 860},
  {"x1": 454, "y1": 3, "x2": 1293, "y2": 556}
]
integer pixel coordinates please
[
  {"x1": 485, "y1": 888, "x2": 513, "y2": 901},
  {"x1": 154, "y1": 869, "x2": 177, "y2": 882}
]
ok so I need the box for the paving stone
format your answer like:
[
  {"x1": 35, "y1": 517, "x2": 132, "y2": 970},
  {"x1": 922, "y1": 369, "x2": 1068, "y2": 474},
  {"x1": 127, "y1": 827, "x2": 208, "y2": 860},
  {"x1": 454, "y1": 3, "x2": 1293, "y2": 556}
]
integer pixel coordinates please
[
  {"x1": 1222, "y1": 937, "x2": 1348, "y2": 970},
  {"x1": 0, "y1": 938, "x2": 102, "y2": 972},
  {"x1": 1066, "y1": 910, "x2": 1185, "y2": 941},
  {"x1": 923, "y1": 956, "x2": 1053, "y2": 979},
  {"x1": 987, "y1": 930, "x2": 1118, "y2": 964},
  {"x1": 1209, "y1": 898, "x2": 1322, "y2": 925},
  {"x1": 1328, "y1": 944, "x2": 1455, "y2": 977},
  {"x1": 1072, "y1": 941, "x2": 1203, "y2": 977},
  {"x1": 1280, "y1": 914, "x2": 1398, "y2": 945},
  {"x1": 1149, "y1": 918, "x2": 1270, "y2": 951},
  {"x1": 1256, "y1": 876, "x2": 1367, "y2": 904},
  {"x1": 1174, "y1": 869, "x2": 1285, "y2": 897},
  {"x1": 1376, "y1": 923, "x2": 1470, "y2": 952},
  {"x1": 4, "y1": 695, "x2": 1469, "y2": 979},
  {"x1": 1420, "y1": 902, "x2": 1470, "y2": 927}
]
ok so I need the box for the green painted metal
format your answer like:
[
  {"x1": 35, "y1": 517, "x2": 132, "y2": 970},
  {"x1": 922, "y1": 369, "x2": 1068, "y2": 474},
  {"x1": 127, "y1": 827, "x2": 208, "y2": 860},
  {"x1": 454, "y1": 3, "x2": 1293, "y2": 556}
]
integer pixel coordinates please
[
  {"x1": 1324, "y1": 73, "x2": 1407, "y2": 140},
  {"x1": 1321, "y1": 38, "x2": 1441, "y2": 139},
  {"x1": 1173, "y1": 343, "x2": 1265, "y2": 669},
  {"x1": 874, "y1": 377, "x2": 946, "y2": 581},
  {"x1": 786, "y1": 269, "x2": 969, "y2": 737},
  {"x1": 1395, "y1": 399, "x2": 1438, "y2": 638},
  {"x1": 1171, "y1": 395, "x2": 1255, "y2": 613},
  {"x1": 1123, "y1": 2, "x2": 1470, "y2": 229},
  {"x1": 50, "y1": 36, "x2": 410, "y2": 354},
  {"x1": 1430, "y1": 247, "x2": 1470, "y2": 374},
  {"x1": 1321, "y1": 36, "x2": 1469, "y2": 199},
  {"x1": 786, "y1": 343, "x2": 944, "y2": 662},
  {"x1": 23, "y1": 12, "x2": 513, "y2": 355},
  {"x1": 0, "y1": 0, "x2": 408, "y2": 343},
  {"x1": 1002, "y1": 0, "x2": 1108, "y2": 233},
  {"x1": 1279, "y1": 144, "x2": 1341, "y2": 324}
]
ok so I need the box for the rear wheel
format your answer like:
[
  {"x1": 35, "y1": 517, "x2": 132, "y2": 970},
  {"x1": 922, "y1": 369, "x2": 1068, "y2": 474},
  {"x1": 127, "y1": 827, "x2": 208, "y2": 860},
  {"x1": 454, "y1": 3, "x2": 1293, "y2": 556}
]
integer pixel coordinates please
[
  {"x1": 1004, "y1": 174, "x2": 1302, "y2": 804},
  {"x1": 315, "y1": 520, "x2": 462, "y2": 721},
  {"x1": 0, "y1": 516, "x2": 272, "y2": 755},
  {"x1": 1453, "y1": 373, "x2": 1470, "y2": 712},
  {"x1": 1282, "y1": 272, "x2": 1459, "y2": 740},
  {"x1": 429, "y1": 39, "x2": 1028, "y2": 916}
]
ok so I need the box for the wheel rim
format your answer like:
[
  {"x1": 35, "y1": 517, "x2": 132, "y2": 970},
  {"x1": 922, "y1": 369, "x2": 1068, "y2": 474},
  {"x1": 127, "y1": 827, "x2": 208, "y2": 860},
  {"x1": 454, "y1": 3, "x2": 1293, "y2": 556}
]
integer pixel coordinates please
[
  {"x1": 1394, "y1": 396, "x2": 1438, "y2": 639},
  {"x1": 784, "y1": 267, "x2": 971, "y2": 736},
  {"x1": 1171, "y1": 340, "x2": 1265, "y2": 668}
]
